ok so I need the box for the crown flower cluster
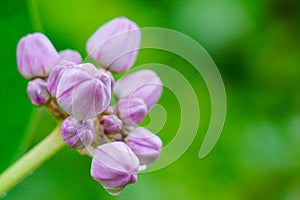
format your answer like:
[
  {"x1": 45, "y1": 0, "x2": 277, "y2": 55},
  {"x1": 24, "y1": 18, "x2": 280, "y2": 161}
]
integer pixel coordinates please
[{"x1": 16, "y1": 17, "x2": 163, "y2": 195}]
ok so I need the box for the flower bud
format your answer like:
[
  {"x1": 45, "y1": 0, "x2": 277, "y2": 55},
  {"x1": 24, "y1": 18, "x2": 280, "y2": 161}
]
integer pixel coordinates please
[
  {"x1": 126, "y1": 127, "x2": 162, "y2": 165},
  {"x1": 114, "y1": 70, "x2": 162, "y2": 109},
  {"x1": 99, "y1": 114, "x2": 123, "y2": 135},
  {"x1": 116, "y1": 98, "x2": 148, "y2": 126},
  {"x1": 86, "y1": 17, "x2": 141, "y2": 73},
  {"x1": 91, "y1": 142, "x2": 139, "y2": 195},
  {"x1": 17, "y1": 33, "x2": 60, "y2": 79},
  {"x1": 26, "y1": 78, "x2": 50, "y2": 106},
  {"x1": 59, "y1": 49, "x2": 82, "y2": 64},
  {"x1": 61, "y1": 116, "x2": 95, "y2": 148},
  {"x1": 47, "y1": 60, "x2": 76, "y2": 96},
  {"x1": 56, "y1": 63, "x2": 112, "y2": 120}
]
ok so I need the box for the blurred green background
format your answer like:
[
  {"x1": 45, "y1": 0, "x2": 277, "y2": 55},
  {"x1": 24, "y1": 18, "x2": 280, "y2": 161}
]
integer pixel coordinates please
[{"x1": 1, "y1": 0, "x2": 300, "y2": 199}]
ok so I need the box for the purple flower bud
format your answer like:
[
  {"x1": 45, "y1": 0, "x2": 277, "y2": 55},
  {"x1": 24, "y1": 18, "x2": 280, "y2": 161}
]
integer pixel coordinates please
[
  {"x1": 126, "y1": 127, "x2": 162, "y2": 165},
  {"x1": 91, "y1": 142, "x2": 139, "y2": 195},
  {"x1": 17, "y1": 33, "x2": 60, "y2": 79},
  {"x1": 59, "y1": 49, "x2": 82, "y2": 64},
  {"x1": 116, "y1": 98, "x2": 148, "y2": 126},
  {"x1": 56, "y1": 63, "x2": 112, "y2": 120},
  {"x1": 48, "y1": 60, "x2": 76, "y2": 96},
  {"x1": 26, "y1": 78, "x2": 50, "y2": 106},
  {"x1": 113, "y1": 70, "x2": 162, "y2": 109},
  {"x1": 86, "y1": 17, "x2": 141, "y2": 73},
  {"x1": 99, "y1": 114, "x2": 123, "y2": 135},
  {"x1": 61, "y1": 116, "x2": 95, "y2": 148}
]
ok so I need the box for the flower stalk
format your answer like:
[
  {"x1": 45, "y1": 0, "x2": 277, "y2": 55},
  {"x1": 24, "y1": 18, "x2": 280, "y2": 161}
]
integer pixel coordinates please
[{"x1": 0, "y1": 124, "x2": 65, "y2": 195}]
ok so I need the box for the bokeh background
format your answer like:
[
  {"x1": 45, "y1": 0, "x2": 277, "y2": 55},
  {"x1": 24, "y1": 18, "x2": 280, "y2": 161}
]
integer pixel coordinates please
[{"x1": 1, "y1": 0, "x2": 300, "y2": 199}]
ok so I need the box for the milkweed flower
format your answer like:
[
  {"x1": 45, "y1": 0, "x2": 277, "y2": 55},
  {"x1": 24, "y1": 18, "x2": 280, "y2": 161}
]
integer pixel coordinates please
[
  {"x1": 55, "y1": 63, "x2": 112, "y2": 120},
  {"x1": 17, "y1": 33, "x2": 60, "y2": 79},
  {"x1": 116, "y1": 98, "x2": 148, "y2": 126},
  {"x1": 61, "y1": 116, "x2": 95, "y2": 148},
  {"x1": 113, "y1": 70, "x2": 163, "y2": 109},
  {"x1": 26, "y1": 78, "x2": 50, "y2": 106},
  {"x1": 126, "y1": 127, "x2": 162, "y2": 165},
  {"x1": 99, "y1": 114, "x2": 123, "y2": 135},
  {"x1": 91, "y1": 142, "x2": 139, "y2": 195},
  {"x1": 16, "y1": 17, "x2": 163, "y2": 196},
  {"x1": 86, "y1": 17, "x2": 141, "y2": 73}
]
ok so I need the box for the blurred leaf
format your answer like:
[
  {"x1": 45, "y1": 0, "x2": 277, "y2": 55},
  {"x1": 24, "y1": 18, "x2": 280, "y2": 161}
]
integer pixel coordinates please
[{"x1": 0, "y1": 0, "x2": 34, "y2": 172}]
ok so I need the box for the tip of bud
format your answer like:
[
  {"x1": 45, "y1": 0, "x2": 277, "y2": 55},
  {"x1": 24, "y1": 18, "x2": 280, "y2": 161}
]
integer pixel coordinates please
[{"x1": 59, "y1": 49, "x2": 82, "y2": 64}]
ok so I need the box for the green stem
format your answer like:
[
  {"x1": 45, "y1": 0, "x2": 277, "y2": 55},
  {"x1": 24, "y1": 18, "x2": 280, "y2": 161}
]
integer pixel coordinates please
[{"x1": 0, "y1": 125, "x2": 65, "y2": 195}]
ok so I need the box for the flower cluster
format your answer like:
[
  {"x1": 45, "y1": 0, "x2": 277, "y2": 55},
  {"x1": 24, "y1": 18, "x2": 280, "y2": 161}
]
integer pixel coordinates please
[{"x1": 17, "y1": 17, "x2": 163, "y2": 195}]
